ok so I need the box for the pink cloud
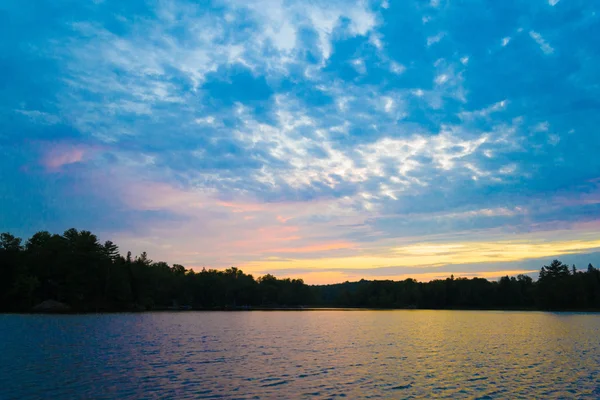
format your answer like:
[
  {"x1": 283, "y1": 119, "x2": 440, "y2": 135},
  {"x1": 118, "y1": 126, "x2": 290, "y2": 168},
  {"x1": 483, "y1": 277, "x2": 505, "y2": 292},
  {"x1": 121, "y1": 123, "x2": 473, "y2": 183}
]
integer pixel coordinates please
[
  {"x1": 43, "y1": 146, "x2": 85, "y2": 170},
  {"x1": 121, "y1": 181, "x2": 206, "y2": 211},
  {"x1": 232, "y1": 226, "x2": 302, "y2": 249},
  {"x1": 217, "y1": 201, "x2": 266, "y2": 213},
  {"x1": 270, "y1": 241, "x2": 356, "y2": 254},
  {"x1": 39, "y1": 142, "x2": 105, "y2": 172}
]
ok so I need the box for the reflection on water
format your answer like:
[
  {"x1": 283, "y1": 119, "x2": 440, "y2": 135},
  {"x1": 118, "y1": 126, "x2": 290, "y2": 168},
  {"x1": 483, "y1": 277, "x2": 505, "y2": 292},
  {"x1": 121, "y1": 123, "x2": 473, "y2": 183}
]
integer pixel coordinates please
[{"x1": 1, "y1": 311, "x2": 600, "y2": 399}]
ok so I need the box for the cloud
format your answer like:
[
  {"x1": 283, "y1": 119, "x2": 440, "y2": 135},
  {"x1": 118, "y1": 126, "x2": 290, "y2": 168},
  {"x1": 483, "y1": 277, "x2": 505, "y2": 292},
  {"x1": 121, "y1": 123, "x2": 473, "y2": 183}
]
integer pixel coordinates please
[
  {"x1": 427, "y1": 32, "x2": 446, "y2": 46},
  {"x1": 15, "y1": 109, "x2": 61, "y2": 125},
  {"x1": 351, "y1": 58, "x2": 367, "y2": 74},
  {"x1": 529, "y1": 30, "x2": 554, "y2": 55},
  {"x1": 3, "y1": 0, "x2": 600, "y2": 283},
  {"x1": 270, "y1": 241, "x2": 355, "y2": 254},
  {"x1": 40, "y1": 143, "x2": 100, "y2": 171},
  {"x1": 225, "y1": 0, "x2": 377, "y2": 62},
  {"x1": 389, "y1": 61, "x2": 406, "y2": 74}
]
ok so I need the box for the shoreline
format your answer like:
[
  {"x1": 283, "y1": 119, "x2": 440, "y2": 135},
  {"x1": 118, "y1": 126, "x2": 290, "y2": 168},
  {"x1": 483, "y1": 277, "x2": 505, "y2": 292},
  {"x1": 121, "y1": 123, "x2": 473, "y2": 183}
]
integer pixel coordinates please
[{"x1": 4, "y1": 306, "x2": 600, "y2": 315}]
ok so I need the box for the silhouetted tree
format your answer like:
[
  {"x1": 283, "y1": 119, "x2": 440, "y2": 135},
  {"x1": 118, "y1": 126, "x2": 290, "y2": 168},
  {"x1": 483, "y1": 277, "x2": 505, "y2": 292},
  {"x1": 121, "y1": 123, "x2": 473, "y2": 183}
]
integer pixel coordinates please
[{"x1": 2, "y1": 229, "x2": 600, "y2": 312}]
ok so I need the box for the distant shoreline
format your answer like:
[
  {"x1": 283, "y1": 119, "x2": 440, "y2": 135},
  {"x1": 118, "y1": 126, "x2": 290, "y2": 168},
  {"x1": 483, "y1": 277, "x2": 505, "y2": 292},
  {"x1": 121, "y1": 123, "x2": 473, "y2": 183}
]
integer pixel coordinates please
[{"x1": 6, "y1": 306, "x2": 600, "y2": 315}]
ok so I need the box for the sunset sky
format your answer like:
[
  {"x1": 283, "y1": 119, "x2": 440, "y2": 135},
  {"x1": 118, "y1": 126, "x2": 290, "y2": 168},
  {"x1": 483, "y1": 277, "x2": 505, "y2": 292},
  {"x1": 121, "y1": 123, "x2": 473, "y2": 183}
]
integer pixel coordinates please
[{"x1": 2, "y1": 0, "x2": 600, "y2": 283}]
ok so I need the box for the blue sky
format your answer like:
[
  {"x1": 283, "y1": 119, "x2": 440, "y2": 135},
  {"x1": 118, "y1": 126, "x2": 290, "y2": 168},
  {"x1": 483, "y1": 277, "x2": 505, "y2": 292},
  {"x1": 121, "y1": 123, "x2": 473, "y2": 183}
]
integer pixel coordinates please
[{"x1": 2, "y1": 0, "x2": 600, "y2": 283}]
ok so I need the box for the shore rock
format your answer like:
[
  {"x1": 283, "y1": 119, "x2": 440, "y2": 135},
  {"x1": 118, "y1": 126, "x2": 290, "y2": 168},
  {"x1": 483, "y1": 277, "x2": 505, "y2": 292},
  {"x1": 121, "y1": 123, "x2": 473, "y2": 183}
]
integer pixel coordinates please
[{"x1": 32, "y1": 300, "x2": 71, "y2": 313}]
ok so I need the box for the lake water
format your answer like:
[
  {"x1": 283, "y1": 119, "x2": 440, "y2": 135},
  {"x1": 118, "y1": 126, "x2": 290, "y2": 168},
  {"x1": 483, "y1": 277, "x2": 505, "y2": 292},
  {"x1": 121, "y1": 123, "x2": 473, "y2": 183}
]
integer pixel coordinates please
[{"x1": 1, "y1": 311, "x2": 600, "y2": 399}]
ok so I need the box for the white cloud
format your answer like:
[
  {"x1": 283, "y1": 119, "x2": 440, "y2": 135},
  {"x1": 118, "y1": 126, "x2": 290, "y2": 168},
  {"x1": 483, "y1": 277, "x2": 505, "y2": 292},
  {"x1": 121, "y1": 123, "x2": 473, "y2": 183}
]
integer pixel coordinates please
[
  {"x1": 271, "y1": 21, "x2": 298, "y2": 52},
  {"x1": 229, "y1": 91, "x2": 519, "y2": 206},
  {"x1": 529, "y1": 31, "x2": 554, "y2": 55},
  {"x1": 383, "y1": 97, "x2": 394, "y2": 113},
  {"x1": 429, "y1": 58, "x2": 467, "y2": 103},
  {"x1": 390, "y1": 61, "x2": 406, "y2": 75},
  {"x1": 435, "y1": 74, "x2": 449, "y2": 85},
  {"x1": 499, "y1": 164, "x2": 517, "y2": 174},
  {"x1": 66, "y1": 0, "x2": 378, "y2": 87},
  {"x1": 54, "y1": 0, "x2": 382, "y2": 141},
  {"x1": 459, "y1": 100, "x2": 508, "y2": 120},
  {"x1": 305, "y1": 2, "x2": 377, "y2": 60},
  {"x1": 369, "y1": 33, "x2": 383, "y2": 50},
  {"x1": 14, "y1": 109, "x2": 61, "y2": 125},
  {"x1": 347, "y1": 6, "x2": 377, "y2": 35},
  {"x1": 336, "y1": 96, "x2": 353, "y2": 112},
  {"x1": 533, "y1": 122, "x2": 549, "y2": 132},
  {"x1": 195, "y1": 116, "x2": 216, "y2": 125},
  {"x1": 427, "y1": 32, "x2": 446, "y2": 46},
  {"x1": 502, "y1": 37, "x2": 511, "y2": 47},
  {"x1": 351, "y1": 58, "x2": 367, "y2": 74},
  {"x1": 548, "y1": 0, "x2": 560, "y2": 6},
  {"x1": 413, "y1": 89, "x2": 425, "y2": 97}
]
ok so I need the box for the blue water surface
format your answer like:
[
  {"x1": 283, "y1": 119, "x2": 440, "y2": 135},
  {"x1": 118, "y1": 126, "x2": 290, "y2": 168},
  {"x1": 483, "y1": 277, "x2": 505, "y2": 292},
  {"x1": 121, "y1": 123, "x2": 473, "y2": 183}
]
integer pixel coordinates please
[{"x1": 1, "y1": 311, "x2": 600, "y2": 399}]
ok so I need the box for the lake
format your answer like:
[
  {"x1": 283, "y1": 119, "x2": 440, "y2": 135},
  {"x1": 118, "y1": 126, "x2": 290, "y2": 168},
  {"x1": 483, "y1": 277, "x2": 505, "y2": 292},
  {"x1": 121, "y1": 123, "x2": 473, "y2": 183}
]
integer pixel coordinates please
[{"x1": 1, "y1": 311, "x2": 599, "y2": 399}]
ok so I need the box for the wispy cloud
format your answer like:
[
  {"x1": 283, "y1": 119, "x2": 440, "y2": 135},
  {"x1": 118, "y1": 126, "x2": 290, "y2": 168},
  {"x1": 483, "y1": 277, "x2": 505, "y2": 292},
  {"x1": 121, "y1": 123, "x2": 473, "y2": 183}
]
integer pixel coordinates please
[
  {"x1": 529, "y1": 30, "x2": 554, "y2": 55},
  {"x1": 15, "y1": 109, "x2": 61, "y2": 125}
]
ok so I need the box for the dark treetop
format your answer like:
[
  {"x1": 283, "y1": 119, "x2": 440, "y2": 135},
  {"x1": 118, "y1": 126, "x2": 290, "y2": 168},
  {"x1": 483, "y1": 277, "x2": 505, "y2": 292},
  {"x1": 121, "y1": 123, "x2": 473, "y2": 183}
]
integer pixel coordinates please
[{"x1": 1, "y1": 229, "x2": 600, "y2": 312}]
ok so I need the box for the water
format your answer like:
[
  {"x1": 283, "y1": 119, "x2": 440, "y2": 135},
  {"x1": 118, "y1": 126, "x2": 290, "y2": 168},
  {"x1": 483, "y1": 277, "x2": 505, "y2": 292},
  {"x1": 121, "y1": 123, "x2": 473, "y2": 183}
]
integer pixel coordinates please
[{"x1": 1, "y1": 311, "x2": 600, "y2": 399}]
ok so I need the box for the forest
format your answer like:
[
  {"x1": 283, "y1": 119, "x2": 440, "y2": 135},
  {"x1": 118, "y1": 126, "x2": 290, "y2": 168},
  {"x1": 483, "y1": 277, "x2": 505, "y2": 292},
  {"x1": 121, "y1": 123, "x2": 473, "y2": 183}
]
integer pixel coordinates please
[{"x1": 1, "y1": 229, "x2": 600, "y2": 312}]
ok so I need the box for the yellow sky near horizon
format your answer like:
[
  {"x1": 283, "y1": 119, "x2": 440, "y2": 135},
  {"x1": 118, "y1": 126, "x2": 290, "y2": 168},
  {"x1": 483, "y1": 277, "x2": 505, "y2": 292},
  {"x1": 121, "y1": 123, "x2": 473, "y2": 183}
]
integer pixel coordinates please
[{"x1": 231, "y1": 237, "x2": 600, "y2": 284}]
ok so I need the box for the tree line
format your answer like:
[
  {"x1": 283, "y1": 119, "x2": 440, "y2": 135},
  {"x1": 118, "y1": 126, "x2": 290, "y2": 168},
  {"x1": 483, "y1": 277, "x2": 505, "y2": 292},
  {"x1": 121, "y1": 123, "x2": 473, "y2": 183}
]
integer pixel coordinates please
[{"x1": 1, "y1": 229, "x2": 600, "y2": 312}]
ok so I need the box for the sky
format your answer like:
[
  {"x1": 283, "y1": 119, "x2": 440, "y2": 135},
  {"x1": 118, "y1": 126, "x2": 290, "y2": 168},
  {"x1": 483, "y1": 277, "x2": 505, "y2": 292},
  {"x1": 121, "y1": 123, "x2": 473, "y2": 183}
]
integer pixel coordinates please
[{"x1": 2, "y1": 0, "x2": 600, "y2": 284}]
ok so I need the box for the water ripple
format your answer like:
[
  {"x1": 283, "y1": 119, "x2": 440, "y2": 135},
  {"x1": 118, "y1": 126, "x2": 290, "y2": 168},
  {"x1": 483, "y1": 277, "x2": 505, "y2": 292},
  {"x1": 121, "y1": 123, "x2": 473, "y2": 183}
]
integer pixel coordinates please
[{"x1": 1, "y1": 311, "x2": 600, "y2": 399}]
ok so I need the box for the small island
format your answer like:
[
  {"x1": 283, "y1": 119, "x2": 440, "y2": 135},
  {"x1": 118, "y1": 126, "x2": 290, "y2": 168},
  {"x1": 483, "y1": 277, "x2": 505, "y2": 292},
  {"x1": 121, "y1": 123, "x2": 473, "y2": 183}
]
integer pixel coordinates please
[{"x1": 1, "y1": 229, "x2": 599, "y2": 313}]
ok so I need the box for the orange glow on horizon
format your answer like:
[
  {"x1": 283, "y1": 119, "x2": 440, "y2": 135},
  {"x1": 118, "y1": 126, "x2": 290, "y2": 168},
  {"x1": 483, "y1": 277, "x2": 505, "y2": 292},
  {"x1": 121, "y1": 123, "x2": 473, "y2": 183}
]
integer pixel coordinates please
[{"x1": 230, "y1": 237, "x2": 600, "y2": 284}]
